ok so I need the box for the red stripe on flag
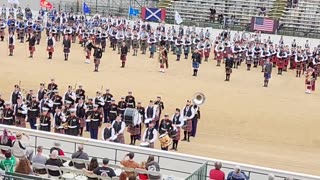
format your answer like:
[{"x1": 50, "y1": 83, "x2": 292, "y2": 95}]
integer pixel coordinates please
[
  {"x1": 141, "y1": 7, "x2": 146, "y2": 20},
  {"x1": 253, "y1": 18, "x2": 274, "y2": 32},
  {"x1": 161, "y1": 8, "x2": 166, "y2": 22}
]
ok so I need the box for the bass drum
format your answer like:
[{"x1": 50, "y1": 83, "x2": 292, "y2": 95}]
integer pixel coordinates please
[{"x1": 123, "y1": 108, "x2": 139, "y2": 126}]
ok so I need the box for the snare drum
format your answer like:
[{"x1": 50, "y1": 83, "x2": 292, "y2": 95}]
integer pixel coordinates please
[
  {"x1": 140, "y1": 142, "x2": 150, "y2": 148},
  {"x1": 159, "y1": 134, "x2": 172, "y2": 148},
  {"x1": 124, "y1": 108, "x2": 139, "y2": 126},
  {"x1": 168, "y1": 128, "x2": 178, "y2": 138}
]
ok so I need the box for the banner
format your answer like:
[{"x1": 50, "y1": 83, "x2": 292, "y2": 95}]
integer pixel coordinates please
[
  {"x1": 175, "y1": 11, "x2": 182, "y2": 24},
  {"x1": 83, "y1": 2, "x2": 91, "y2": 14},
  {"x1": 141, "y1": 7, "x2": 166, "y2": 22},
  {"x1": 40, "y1": 0, "x2": 53, "y2": 9},
  {"x1": 128, "y1": 6, "x2": 139, "y2": 17},
  {"x1": 251, "y1": 17, "x2": 278, "y2": 33}
]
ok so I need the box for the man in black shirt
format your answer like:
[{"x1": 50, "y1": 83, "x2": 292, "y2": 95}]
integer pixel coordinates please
[
  {"x1": 120, "y1": 42, "x2": 128, "y2": 68},
  {"x1": 225, "y1": 54, "x2": 234, "y2": 81},
  {"x1": 84, "y1": 158, "x2": 116, "y2": 178},
  {"x1": 45, "y1": 150, "x2": 64, "y2": 177},
  {"x1": 28, "y1": 33, "x2": 36, "y2": 58},
  {"x1": 63, "y1": 35, "x2": 71, "y2": 61},
  {"x1": 93, "y1": 44, "x2": 103, "y2": 72}
]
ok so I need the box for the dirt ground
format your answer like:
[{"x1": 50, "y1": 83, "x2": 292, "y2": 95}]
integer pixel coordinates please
[{"x1": 0, "y1": 36, "x2": 319, "y2": 176}]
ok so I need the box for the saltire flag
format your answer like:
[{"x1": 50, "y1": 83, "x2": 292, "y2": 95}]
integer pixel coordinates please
[
  {"x1": 7, "y1": 0, "x2": 19, "y2": 5},
  {"x1": 175, "y1": 11, "x2": 182, "y2": 24},
  {"x1": 128, "y1": 6, "x2": 139, "y2": 16},
  {"x1": 40, "y1": 0, "x2": 53, "y2": 9},
  {"x1": 83, "y1": 2, "x2": 91, "y2": 14},
  {"x1": 251, "y1": 17, "x2": 278, "y2": 33},
  {"x1": 141, "y1": 7, "x2": 166, "y2": 22}
]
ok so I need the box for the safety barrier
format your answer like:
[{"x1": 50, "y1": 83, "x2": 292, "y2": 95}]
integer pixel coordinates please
[{"x1": 185, "y1": 162, "x2": 207, "y2": 180}]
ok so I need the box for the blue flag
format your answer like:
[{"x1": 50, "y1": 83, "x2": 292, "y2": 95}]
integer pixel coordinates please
[
  {"x1": 83, "y1": 2, "x2": 91, "y2": 14},
  {"x1": 128, "y1": 6, "x2": 139, "y2": 16}
]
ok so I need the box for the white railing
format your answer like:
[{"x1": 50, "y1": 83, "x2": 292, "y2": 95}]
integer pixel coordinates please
[{"x1": 0, "y1": 125, "x2": 319, "y2": 180}]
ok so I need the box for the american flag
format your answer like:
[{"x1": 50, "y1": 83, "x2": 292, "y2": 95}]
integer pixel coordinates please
[{"x1": 253, "y1": 17, "x2": 275, "y2": 32}]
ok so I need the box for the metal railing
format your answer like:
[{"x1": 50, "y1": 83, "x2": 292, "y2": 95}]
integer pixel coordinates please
[
  {"x1": 0, "y1": 125, "x2": 320, "y2": 180},
  {"x1": 185, "y1": 161, "x2": 207, "y2": 180}
]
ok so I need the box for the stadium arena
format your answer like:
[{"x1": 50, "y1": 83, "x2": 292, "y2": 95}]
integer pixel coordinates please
[{"x1": 0, "y1": 0, "x2": 319, "y2": 179}]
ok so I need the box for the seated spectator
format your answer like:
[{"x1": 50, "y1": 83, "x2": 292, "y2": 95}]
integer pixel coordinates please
[
  {"x1": 0, "y1": 151, "x2": 16, "y2": 173},
  {"x1": 50, "y1": 142, "x2": 65, "y2": 156},
  {"x1": 32, "y1": 146, "x2": 47, "y2": 174},
  {"x1": 0, "y1": 128, "x2": 15, "y2": 153},
  {"x1": 209, "y1": 7, "x2": 216, "y2": 22},
  {"x1": 15, "y1": 158, "x2": 33, "y2": 175},
  {"x1": 287, "y1": 0, "x2": 293, "y2": 8},
  {"x1": 227, "y1": 166, "x2": 249, "y2": 180},
  {"x1": 87, "y1": 157, "x2": 99, "y2": 180},
  {"x1": 45, "y1": 150, "x2": 64, "y2": 177},
  {"x1": 268, "y1": 174, "x2": 275, "y2": 180},
  {"x1": 120, "y1": 152, "x2": 140, "y2": 176},
  {"x1": 119, "y1": 171, "x2": 128, "y2": 180},
  {"x1": 209, "y1": 162, "x2": 225, "y2": 180},
  {"x1": 292, "y1": 0, "x2": 298, "y2": 8},
  {"x1": 11, "y1": 133, "x2": 34, "y2": 161},
  {"x1": 83, "y1": 158, "x2": 116, "y2": 178},
  {"x1": 258, "y1": 6, "x2": 267, "y2": 16},
  {"x1": 71, "y1": 144, "x2": 89, "y2": 169},
  {"x1": 139, "y1": 155, "x2": 161, "y2": 180},
  {"x1": 217, "y1": 14, "x2": 224, "y2": 24}
]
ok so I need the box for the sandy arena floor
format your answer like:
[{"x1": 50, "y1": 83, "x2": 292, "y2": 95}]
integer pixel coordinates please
[{"x1": 0, "y1": 36, "x2": 319, "y2": 176}]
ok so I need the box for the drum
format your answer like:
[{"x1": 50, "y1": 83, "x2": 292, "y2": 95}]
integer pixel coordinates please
[
  {"x1": 159, "y1": 134, "x2": 172, "y2": 148},
  {"x1": 140, "y1": 142, "x2": 150, "y2": 148},
  {"x1": 168, "y1": 128, "x2": 177, "y2": 138},
  {"x1": 124, "y1": 108, "x2": 139, "y2": 126}
]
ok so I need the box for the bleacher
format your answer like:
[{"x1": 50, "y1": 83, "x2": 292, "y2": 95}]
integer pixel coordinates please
[
  {"x1": 280, "y1": 0, "x2": 320, "y2": 34},
  {"x1": 165, "y1": 0, "x2": 282, "y2": 26}
]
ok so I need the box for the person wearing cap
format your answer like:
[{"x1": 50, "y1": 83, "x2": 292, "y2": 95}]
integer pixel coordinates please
[
  {"x1": 65, "y1": 108, "x2": 80, "y2": 136},
  {"x1": 37, "y1": 83, "x2": 47, "y2": 102},
  {"x1": 64, "y1": 85, "x2": 76, "y2": 105},
  {"x1": 13, "y1": 98, "x2": 27, "y2": 128},
  {"x1": 52, "y1": 90, "x2": 63, "y2": 111},
  {"x1": 47, "y1": 79, "x2": 58, "y2": 99},
  {"x1": 142, "y1": 121, "x2": 158, "y2": 149},
  {"x1": 85, "y1": 98, "x2": 94, "y2": 132},
  {"x1": 75, "y1": 85, "x2": 86, "y2": 103},
  {"x1": 89, "y1": 104, "x2": 102, "y2": 139},
  {"x1": 38, "y1": 93, "x2": 53, "y2": 114},
  {"x1": 39, "y1": 107, "x2": 51, "y2": 132},
  {"x1": 159, "y1": 114, "x2": 174, "y2": 151},
  {"x1": 227, "y1": 165, "x2": 249, "y2": 180},
  {"x1": 2, "y1": 102, "x2": 14, "y2": 125},
  {"x1": 94, "y1": 91, "x2": 105, "y2": 110},
  {"x1": 53, "y1": 106, "x2": 66, "y2": 134},
  {"x1": 10, "y1": 85, "x2": 22, "y2": 105},
  {"x1": 101, "y1": 121, "x2": 116, "y2": 142},
  {"x1": 181, "y1": 100, "x2": 196, "y2": 142},
  {"x1": 125, "y1": 91, "x2": 136, "y2": 108},
  {"x1": 209, "y1": 162, "x2": 225, "y2": 180},
  {"x1": 76, "y1": 98, "x2": 87, "y2": 136},
  {"x1": 117, "y1": 97, "x2": 127, "y2": 117},
  {"x1": 192, "y1": 48, "x2": 202, "y2": 77},
  {"x1": 25, "y1": 89, "x2": 34, "y2": 105},
  {"x1": 108, "y1": 99, "x2": 118, "y2": 123},
  {"x1": 112, "y1": 116, "x2": 126, "y2": 144},
  {"x1": 144, "y1": 100, "x2": 157, "y2": 128},
  {"x1": 93, "y1": 43, "x2": 103, "y2": 72},
  {"x1": 171, "y1": 108, "x2": 184, "y2": 151},
  {"x1": 83, "y1": 158, "x2": 116, "y2": 178},
  {"x1": 102, "y1": 89, "x2": 113, "y2": 123},
  {"x1": 27, "y1": 95, "x2": 39, "y2": 130},
  {"x1": 12, "y1": 132, "x2": 34, "y2": 161}
]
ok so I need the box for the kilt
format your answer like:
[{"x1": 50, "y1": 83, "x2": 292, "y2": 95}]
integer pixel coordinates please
[
  {"x1": 47, "y1": 46, "x2": 54, "y2": 52},
  {"x1": 15, "y1": 116, "x2": 26, "y2": 128},
  {"x1": 127, "y1": 125, "x2": 140, "y2": 135},
  {"x1": 101, "y1": 41, "x2": 106, "y2": 47},
  {"x1": 116, "y1": 133, "x2": 125, "y2": 144},
  {"x1": 63, "y1": 47, "x2": 70, "y2": 53},
  {"x1": 120, "y1": 54, "x2": 127, "y2": 61},
  {"x1": 204, "y1": 49, "x2": 210, "y2": 57},
  {"x1": 176, "y1": 47, "x2": 182, "y2": 55},
  {"x1": 216, "y1": 52, "x2": 223, "y2": 61},
  {"x1": 132, "y1": 42, "x2": 139, "y2": 49},
  {"x1": 192, "y1": 61, "x2": 200, "y2": 69},
  {"x1": 264, "y1": 72, "x2": 271, "y2": 80},
  {"x1": 39, "y1": 125, "x2": 50, "y2": 132},
  {"x1": 94, "y1": 58, "x2": 100, "y2": 65},
  {"x1": 27, "y1": 28, "x2": 32, "y2": 34},
  {"x1": 8, "y1": 45, "x2": 14, "y2": 50},
  {"x1": 182, "y1": 119, "x2": 192, "y2": 132},
  {"x1": 79, "y1": 118, "x2": 85, "y2": 128},
  {"x1": 172, "y1": 127, "x2": 181, "y2": 141},
  {"x1": 54, "y1": 128, "x2": 64, "y2": 134},
  {"x1": 86, "y1": 50, "x2": 91, "y2": 57},
  {"x1": 246, "y1": 58, "x2": 252, "y2": 64},
  {"x1": 226, "y1": 67, "x2": 232, "y2": 74},
  {"x1": 0, "y1": 30, "x2": 4, "y2": 36},
  {"x1": 29, "y1": 46, "x2": 35, "y2": 52}
]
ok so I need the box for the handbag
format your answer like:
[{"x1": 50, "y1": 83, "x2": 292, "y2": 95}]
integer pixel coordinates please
[{"x1": 68, "y1": 152, "x2": 83, "y2": 166}]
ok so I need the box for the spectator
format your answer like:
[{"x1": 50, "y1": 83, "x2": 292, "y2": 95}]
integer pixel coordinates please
[
  {"x1": 120, "y1": 152, "x2": 140, "y2": 176},
  {"x1": 227, "y1": 166, "x2": 249, "y2": 180},
  {"x1": 268, "y1": 174, "x2": 275, "y2": 180},
  {"x1": 71, "y1": 144, "x2": 89, "y2": 169},
  {"x1": 292, "y1": 0, "x2": 298, "y2": 8},
  {"x1": 11, "y1": 133, "x2": 34, "y2": 161},
  {"x1": 50, "y1": 142, "x2": 65, "y2": 156},
  {"x1": 45, "y1": 150, "x2": 64, "y2": 177},
  {"x1": 259, "y1": 6, "x2": 267, "y2": 16},
  {"x1": 87, "y1": 157, "x2": 99, "y2": 180},
  {"x1": 0, "y1": 128, "x2": 15, "y2": 152},
  {"x1": 119, "y1": 171, "x2": 128, "y2": 180},
  {"x1": 0, "y1": 151, "x2": 16, "y2": 173},
  {"x1": 32, "y1": 146, "x2": 47, "y2": 174},
  {"x1": 218, "y1": 14, "x2": 224, "y2": 24},
  {"x1": 209, "y1": 7, "x2": 216, "y2": 22},
  {"x1": 144, "y1": 155, "x2": 160, "y2": 180},
  {"x1": 15, "y1": 158, "x2": 33, "y2": 175},
  {"x1": 287, "y1": 0, "x2": 293, "y2": 8},
  {"x1": 209, "y1": 162, "x2": 225, "y2": 180},
  {"x1": 83, "y1": 158, "x2": 116, "y2": 178}
]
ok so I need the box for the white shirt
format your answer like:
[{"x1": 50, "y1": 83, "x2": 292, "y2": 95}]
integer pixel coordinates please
[
  {"x1": 144, "y1": 106, "x2": 157, "y2": 123},
  {"x1": 181, "y1": 105, "x2": 196, "y2": 119},
  {"x1": 112, "y1": 121, "x2": 125, "y2": 135},
  {"x1": 46, "y1": 36, "x2": 56, "y2": 47},
  {"x1": 101, "y1": 127, "x2": 116, "y2": 141},
  {"x1": 63, "y1": 91, "x2": 76, "y2": 102},
  {"x1": 14, "y1": 103, "x2": 27, "y2": 115},
  {"x1": 142, "y1": 128, "x2": 158, "y2": 143}
]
